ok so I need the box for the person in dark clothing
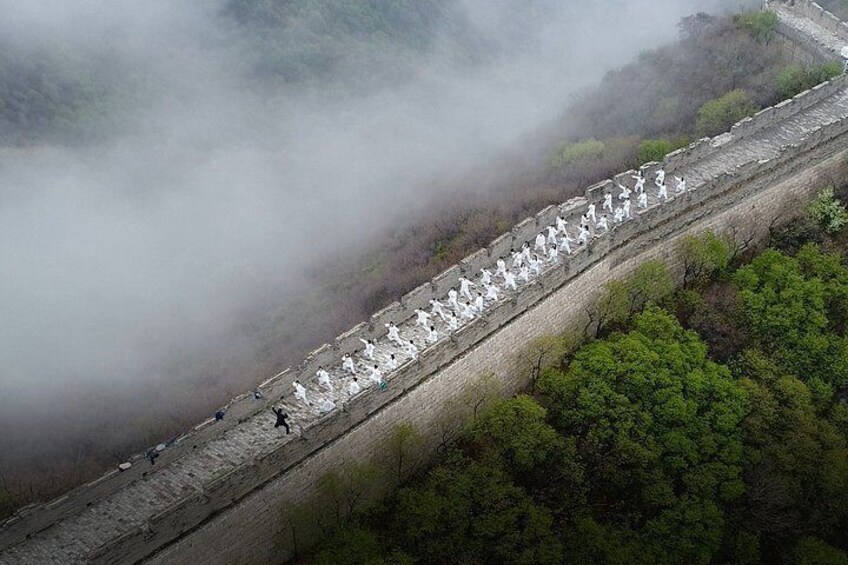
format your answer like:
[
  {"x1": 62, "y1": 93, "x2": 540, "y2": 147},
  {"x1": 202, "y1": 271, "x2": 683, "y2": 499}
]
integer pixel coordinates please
[
  {"x1": 272, "y1": 407, "x2": 290, "y2": 434},
  {"x1": 145, "y1": 450, "x2": 159, "y2": 465},
  {"x1": 214, "y1": 410, "x2": 226, "y2": 421}
]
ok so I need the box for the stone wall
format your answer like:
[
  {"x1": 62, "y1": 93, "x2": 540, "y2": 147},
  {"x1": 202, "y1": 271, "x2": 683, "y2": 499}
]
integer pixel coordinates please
[
  {"x1": 145, "y1": 131, "x2": 848, "y2": 565},
  {"x1": 4, "y1": 2, "x2": 848, "y2": 563}
]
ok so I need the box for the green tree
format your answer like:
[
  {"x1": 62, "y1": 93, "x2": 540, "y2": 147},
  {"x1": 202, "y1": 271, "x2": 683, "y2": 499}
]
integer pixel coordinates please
[
  {"x1": 638, "y1": 139, "x2": 673, "y2": 164},
  {"x1": 791, "y1": 537, "x2": 848, "y2": 565},
  {"x1": 696, "y1": 90, "x2": 756, "y2": 137},
  {"x1": 808, "y1": 187, "x2": 848, "y2": 234},
  {"x1": 734, "y1": 248, "x2": 848, "y2": 390},
  {"x1": 678, "y1": 230, "x2": 733, "y2": 288},
  {"x1": 538, "y1": 307, "x2": 747, "y2": 564},
  {"x1": 390, "y1": 452, "x2": 563, "y2": 565},
  {"x1": 734, "y1": 11, "x2": 779, "y2": 43}
]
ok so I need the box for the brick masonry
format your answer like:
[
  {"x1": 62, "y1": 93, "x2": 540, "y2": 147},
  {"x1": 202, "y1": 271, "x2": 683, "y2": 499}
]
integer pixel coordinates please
[{"x1": 3, "y1": 2, "x2": 848, "y2": 564}]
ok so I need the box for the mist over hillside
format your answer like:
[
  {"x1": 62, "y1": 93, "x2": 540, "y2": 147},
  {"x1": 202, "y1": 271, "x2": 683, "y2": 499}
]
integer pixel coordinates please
[{"x1": 0, "y1": 0, "x2": 755, "y2": 496}]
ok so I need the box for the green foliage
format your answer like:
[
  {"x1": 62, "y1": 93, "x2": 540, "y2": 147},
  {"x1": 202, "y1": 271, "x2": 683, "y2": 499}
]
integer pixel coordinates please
[
  {"x1": 696, "y1": 89, "x2": 756, "y2": 138},
  {"x1": 792, "y1": 537, "x2": 848, "y2": 565},
  {"x1": 590, "y1": 260, "x2": 674, "y2": 335},
  {"x1": 464, "y1": 395, "x2": 562, "y2": 478},
  {"x1": 734, "y1": 11, "x2": 779, "y2": 43},
  {"x1": 548, "y1": 139, "x2": 606, "y2": 169},
  {"x1": 538, "y1": 307, "x2": 747, "y2": 564},
  {"x1": 638, "y1": 138, "x2": 673, "y2": 164},
  {"x1": 313, "y1": 526, "x2": 387, "y2": 565},
  {"x1": 390, "y1": 453, "x2": 562, "y2": 565},
  {"x1": 734, "y1": 247, "x2": 848, "y2": 390},
  {"x1": 777, "y1": 62, "x2": 843, "y2": 100},
  {"x1": 678, "y1": 230, "x2": 734, "y2": 288},
  {"x1": 809, "y1": 187, "x2": 848, "y2": 234}
]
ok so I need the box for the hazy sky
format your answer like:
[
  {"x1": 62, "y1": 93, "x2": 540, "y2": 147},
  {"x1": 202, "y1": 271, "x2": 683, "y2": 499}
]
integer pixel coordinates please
[{"x1": 0, "y1": 0, "x2": 755, "y2": 422}]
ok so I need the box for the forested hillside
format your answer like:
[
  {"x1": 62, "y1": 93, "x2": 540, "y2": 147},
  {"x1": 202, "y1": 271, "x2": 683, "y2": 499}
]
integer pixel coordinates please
[
  {"x1": 0, "y1": 3, "x2": 832, "y2": 525},
  {"x1": 304, "y1": 190, "x2": 848, "y2": 564},
  {"x1": 0, "y1": 0, "x2": 470, "y2": 144}
]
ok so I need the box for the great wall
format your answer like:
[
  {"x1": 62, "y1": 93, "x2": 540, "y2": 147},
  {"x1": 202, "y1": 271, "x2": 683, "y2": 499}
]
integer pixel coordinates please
[{"x1": 3, "y1": 1, "x2": 848, "y2": 563}]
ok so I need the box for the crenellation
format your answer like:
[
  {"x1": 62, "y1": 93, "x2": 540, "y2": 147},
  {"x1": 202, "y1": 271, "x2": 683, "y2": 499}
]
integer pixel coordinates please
[
  {"x1": 429, "y1": 265, "x2": 462, "y2": 295},
  {"x1": 487, "y1": 231, "x2": 515, "y2": 260},
  {"x1": 5, "y1": 3, "x2": 848, "y2": 564},
  {"x1": 458, "y1": 248, "x2": 489, "y2": 275},
  {"x1": 535, "y1": 204, "x2": 559, "y2": 228}
]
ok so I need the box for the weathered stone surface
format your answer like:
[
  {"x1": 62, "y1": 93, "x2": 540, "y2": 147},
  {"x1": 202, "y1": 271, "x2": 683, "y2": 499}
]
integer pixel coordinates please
[{"x1": 2, "y1": 4, "x2": 848, "y2": 564}]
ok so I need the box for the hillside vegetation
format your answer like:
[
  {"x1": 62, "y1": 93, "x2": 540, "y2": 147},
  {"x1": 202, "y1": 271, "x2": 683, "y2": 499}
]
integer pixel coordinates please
[{"x1": 303, "y1": 189, "x2": 848, "y2": 564}]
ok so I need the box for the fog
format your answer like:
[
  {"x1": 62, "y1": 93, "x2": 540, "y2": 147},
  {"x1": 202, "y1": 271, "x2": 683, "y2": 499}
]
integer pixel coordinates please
[{"x1": 0, "y1": 0, "x2": 754, "y2": 458}]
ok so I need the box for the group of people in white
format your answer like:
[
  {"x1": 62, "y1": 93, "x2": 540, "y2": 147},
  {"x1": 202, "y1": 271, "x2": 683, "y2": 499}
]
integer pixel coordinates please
[{"x1": 278, "y1": 166, "x2": 690, "y2": 427}]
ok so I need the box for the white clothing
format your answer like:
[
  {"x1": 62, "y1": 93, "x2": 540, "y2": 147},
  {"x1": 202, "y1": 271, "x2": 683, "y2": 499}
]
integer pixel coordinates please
[
  {"x1": 597, "y1": 217, "x2": 609, "y2": 232},
  {"x1": 318, "y1": 398, "x2": 336, "y2": 414},
  {"x1": 293, "y1": 382, "x2": 308, "y2": 404},
  {"x1": 504, "y1": 271, "x2": 518, "y2": 290},
  {"x1": 485, "y1": 284, "x2": 500, "y2": 301},
  {"x1": 386, "y1": 323, "x2": 402, "y2": 346},
  {"x1": 405, "y1": 341, "x2": 419, "y2": 360},
  {"x1": 534, "y1": 233, "x2": 546, "y2": 252},
  {"x1": 675, "y1": 176, "x2": 686, "y2": 193},
  {"x1": 427, "y1": 327, "x2": 439, "y2": 343},
  {"x1": 587, "y1": 204, "x2": 597, "y2": 223},
  {"x1": 447, "y1": 289, "x2": 460, "y2": 311},
  {"x1": 318, "y1": 371, "x2": 333, "y2": 392},
  {"x1": 348, "y1": 380, "x2": 361, "y2": 397},
  {"x1": 637, "y1": 192, "x2": 648, "y2": 208},
  {"x1": 369, "y1": 367, "x2": 385, "y2": 387},
  {"x1": 359, "y1": 339, "x2": 375, "y2": 360},
  {"x1": 342, "y1": 356, "x2": 357, "y2": 375},
  {"x1": 431, "y1": 299, "x2": 448, "y2": 321},
  {"x1": 618, "y1": 183, "x2": 631, "y2": 200},
  {"x1": 480, "y1": 268, "x2": 493, "y2": 286},
  {"x1": 658, "y1": 183, "x2": 668, "y2": 201},
  {"x1": 415, "y1": 309, "x2": 431, "y2": 328},
  {"x1": 614, "y1": 207, "x2": 624, "y2": 223},
  {"x1": 632, "y1": 174, "x2": 645, "y2": 194},
  {"x1": 655, "y1": 169, "x2": 665, "y2": 186},
  {"x1": 474, "y1": 295, "x2": 485, "y2": 313},
  {"x1": 623, "y1": 199, "x2": 631, "y2": 219},
  {"x1": 519, "y1": 265, "x2": 531, "y2": 283},
  {"x1": 447, "y1": 314, "x2": 459, "y2": 331},
  {"x1": 603, "y1": 193, "x2": 613, "y2": 213}
]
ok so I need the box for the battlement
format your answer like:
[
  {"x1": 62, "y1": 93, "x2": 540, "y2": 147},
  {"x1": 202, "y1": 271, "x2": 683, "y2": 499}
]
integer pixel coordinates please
[{"x1": 4, "y1": 2, "x2": 848, "y2": 564}]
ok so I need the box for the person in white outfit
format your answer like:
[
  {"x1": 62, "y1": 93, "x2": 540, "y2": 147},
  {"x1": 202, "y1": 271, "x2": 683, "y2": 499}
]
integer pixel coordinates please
[
  {"x1": 430, "y1": 299, "x2": 448, "y2": 321},
  {"x1": 359, "y1": 338, "x2": 375, "y2": 360},
  {"x1": 637, "y1": 192, "x2": 648, "y2": 208},
  {"x1": 348, "y1": 378, "x2": 361, "y2": 397},
  {"x1": 293, "y1": 380, "x2": 310, "y2": 406},
  {"x1": 587, "y1": 203, "x2": 597, "y2": 224},
  {"x1": 414, "y1": 309, "x2": 431, "y2": 328},
  {"x1": 317, "y1": 367, "x2": 333, "y2": 392},
  {"x1": 596, "y1": 215, "x2": 609, "y2": 232},
  {"x1": 427, "y1": 326, "x2": 439, "y2": 343},
  {"x1": 447, "y1": 288, "x2": 460, "y2": 312},
  {"x1": 657, "y1": 182, "x2": 668, "y2": 201},
  {"x1": 655, "y1": 168, "x2": 665, "y2": 187},
  {"x1": 504, "y1": 271, "x2": 518, "y2": 291},
  {"x1": 405, "y1": 340, "x2": 419, "y2": 360},
  {"x1": 534, "y1": 232, "x2": 547, "y2": 253},
  {"x1": 480, "y1": 268, "x2": 493, "y2": 286},
  {"x1": 618, "y1": 183, "x2": 631, "y2": 200},
  {"x1": 603, "y1": 193, "x2": 613, "y2": 213},
  {"x1": 342, "y1": 353, "x2": 357, "y2": 375},
  {"x1": 675, "y1": 176, "x2": 686, "y2": 193},
  {"x1": 632, "y1": 171, "x2": 645, "y2": 194},
  {"x1": 459, "y1": 277, "x2": 476, "y2": 302}
]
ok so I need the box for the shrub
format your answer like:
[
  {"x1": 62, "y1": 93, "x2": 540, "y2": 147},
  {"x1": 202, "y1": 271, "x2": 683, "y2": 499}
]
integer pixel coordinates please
[
  {"x1": 638, "y1": 139, "x2": 673, "y2": 164},
  {"x1": 695, "y1": 90, "x2": 756, "y2": 138},
  {"x1": 777, "y1": 62, "x2": 843, "y2": 100},
  {"x1": 808, "y1": 187, "x2": 848, "y2": 234},
  {"x1": 548, "y1": 139, "x2": 605, "y2": 169},
  {"x1": 734, "y1": 11, "x2": 779, "y2": 43}
]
